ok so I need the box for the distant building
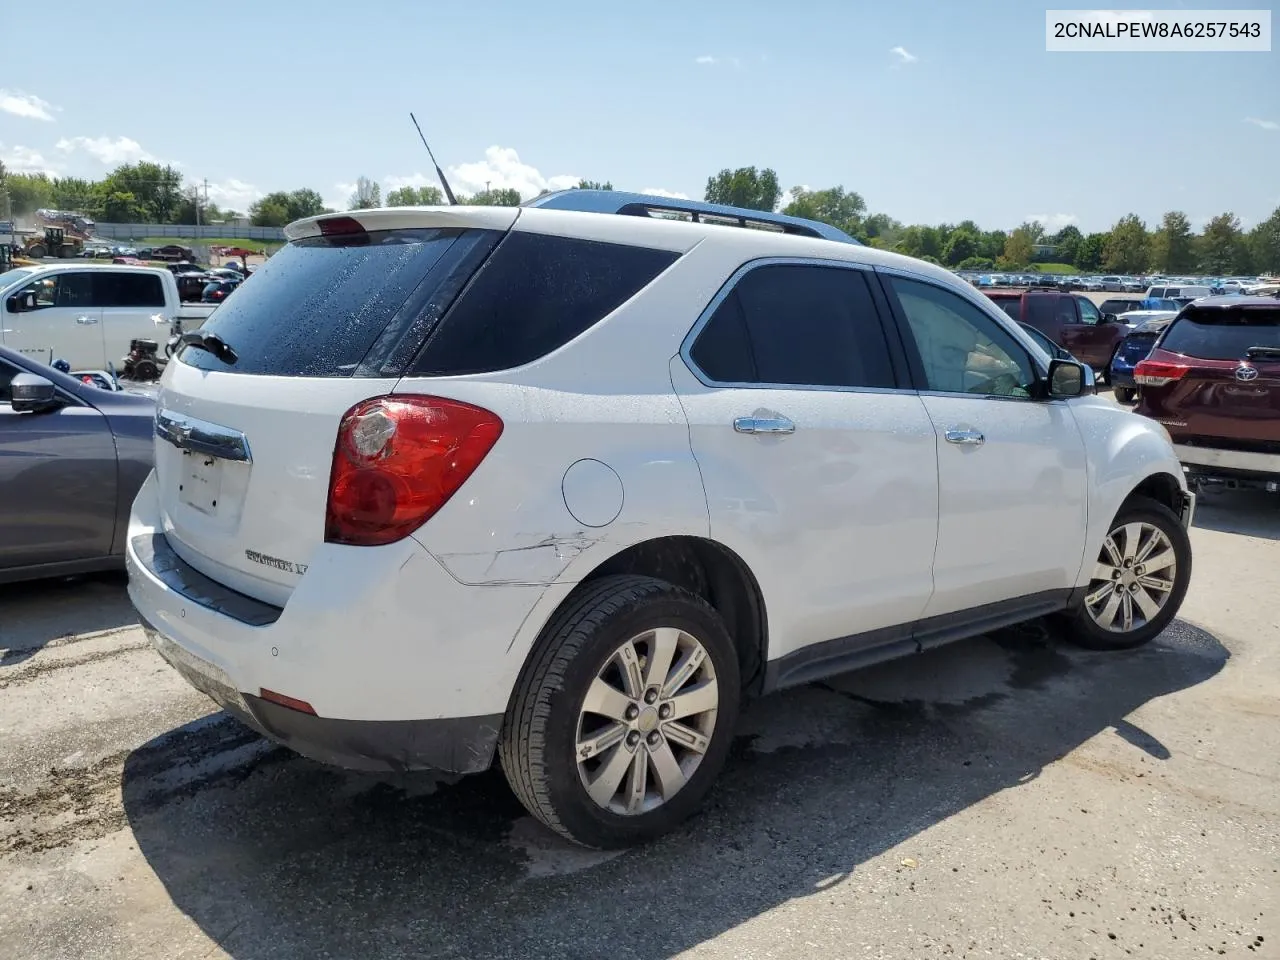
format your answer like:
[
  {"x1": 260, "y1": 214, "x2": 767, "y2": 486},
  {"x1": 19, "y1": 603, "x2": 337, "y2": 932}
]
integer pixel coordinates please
[{"x1": 1032, "y1": 243, "x2": 1058, "y2": 258}]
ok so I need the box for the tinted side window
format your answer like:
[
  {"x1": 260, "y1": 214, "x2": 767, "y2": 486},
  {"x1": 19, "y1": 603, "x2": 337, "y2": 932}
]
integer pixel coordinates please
[
  {"x1": 414, "y1": 233, "x2": 679, "y2": 376},
  {"x1": 689, "y1": 293, "x2": 755, "y2": 383},
  {"x1": 703, "y1": 263, "x2": 894, "y2": 389},
  {"x1": 96, "y1": 272, "x2": 165, "y2": 308}
]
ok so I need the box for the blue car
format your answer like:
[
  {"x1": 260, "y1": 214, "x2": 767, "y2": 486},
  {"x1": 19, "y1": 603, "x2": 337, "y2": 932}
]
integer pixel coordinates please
[{"x1": 1109, "y1": 315, "x2": 1176, "y2": 403}]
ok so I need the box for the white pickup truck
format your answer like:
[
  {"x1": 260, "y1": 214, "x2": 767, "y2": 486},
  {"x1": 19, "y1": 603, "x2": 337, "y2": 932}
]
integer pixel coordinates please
[{"x1": 0, "y1": 263, "x2": 218, "y2": 370}]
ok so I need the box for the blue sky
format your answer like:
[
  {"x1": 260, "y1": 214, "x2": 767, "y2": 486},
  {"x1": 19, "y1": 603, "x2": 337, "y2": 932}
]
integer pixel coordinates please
[{"x1": 1, "y1": 0, "x2": 1275, "y2": 233}]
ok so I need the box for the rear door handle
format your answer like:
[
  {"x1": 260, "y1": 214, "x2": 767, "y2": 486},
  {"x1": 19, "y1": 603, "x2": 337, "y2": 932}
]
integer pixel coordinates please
[
  {"x1": 75, "y1": 315, "x2": 98, "y2": 325},
  {"x1": 944, "y1": 428, "x2": 985, "y2": 446},
  {"x1": 734, "y1": 416, "x2": 796, "y2": 435}
]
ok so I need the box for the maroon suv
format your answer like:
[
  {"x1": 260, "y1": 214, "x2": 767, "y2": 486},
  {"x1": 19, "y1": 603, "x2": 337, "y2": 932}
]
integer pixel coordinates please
[
  {"x1": 1134, "y1": 296, "x2": 1280, "y2": 492},
  {"x1": 985, "y1": 290, "x2": 1128, "y2": 372}
]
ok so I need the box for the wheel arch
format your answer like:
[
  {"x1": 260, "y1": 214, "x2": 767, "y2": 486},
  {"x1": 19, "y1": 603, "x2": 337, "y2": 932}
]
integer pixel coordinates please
[{"x1": 520, "y1": 535, "x2": 770, "y2": 697}]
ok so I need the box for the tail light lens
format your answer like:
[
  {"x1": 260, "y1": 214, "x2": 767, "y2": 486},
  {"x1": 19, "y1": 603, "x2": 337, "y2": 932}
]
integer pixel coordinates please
[
  {"x1": 1134, "y1": 360, "x2": 1189, "y2": 387},
  {"x1": 325, "y1": 396, "x2": 503, "y2": 546}
]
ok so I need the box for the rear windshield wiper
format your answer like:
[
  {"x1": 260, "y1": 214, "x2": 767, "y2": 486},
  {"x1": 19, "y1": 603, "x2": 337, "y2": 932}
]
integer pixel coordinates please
[
  {"x1": 178, "y1": 331, "x2": 238, "y2": 365},
  {"x1": 1245, "y1": 345, "x2": 1280, "y2": 360}
]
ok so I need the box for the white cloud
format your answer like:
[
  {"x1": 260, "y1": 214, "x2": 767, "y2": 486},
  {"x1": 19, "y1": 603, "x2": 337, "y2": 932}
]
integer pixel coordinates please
[
  {"x1": 637, "y1": 187, "x2": 690, "y2": 200},
  {"x1": 694, "y1": 54, "x2": 742, "y2": 68},
  {"x1": 326, "y1": 182, "x2": 357, "y2": 211},
  {"x1": 0, "y1": 143, "x2": 58, "y2": 175},
  {"x1": 890, "y1": 46, "x2": 918, "y2": 64},
  {"x1": 1244, "y1": 116, "x2": 1278, "y2": 131},
  {"x1": 1028, "y1": 213, "x2": 1079, "y2": 232},
  {"x1": 56, "y1": 135, "x2": 154, "y2": 165},
  {"x1": 0, "y1": 89, "x2": 56, "y2": 121},
  {"x1": 446, "y1": 146, "x2": 578, "y2": 200},
  {"x1": 205, "y1": 179, "x2": 262, "y2": 212}
]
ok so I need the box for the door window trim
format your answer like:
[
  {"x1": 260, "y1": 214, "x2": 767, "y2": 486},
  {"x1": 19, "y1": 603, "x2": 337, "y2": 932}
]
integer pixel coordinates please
[
  {"x1": 871, "y1": 264, "x2": 1060, "y2": 403},
  {"x1": 679, "y1": 256, "x2": 913, "y2": 394}
]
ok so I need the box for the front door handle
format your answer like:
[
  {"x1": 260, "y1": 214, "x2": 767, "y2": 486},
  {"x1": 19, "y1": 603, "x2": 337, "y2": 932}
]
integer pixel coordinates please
[
  {"x1": 944, "y1": 428, "x2": 985, "y2": 446},
  {"x1": 734, "y1": 416, "x2": 796, "y2": 435},
  {"x1": 75, "y1": 315, "x2": 98, "y2": 325}
]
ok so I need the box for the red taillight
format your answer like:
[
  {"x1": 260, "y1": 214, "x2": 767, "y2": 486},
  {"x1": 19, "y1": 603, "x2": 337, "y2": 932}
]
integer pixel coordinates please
[
  {"x1": 259, "y1": 688, "x2": 316, "y2": 715},
  {"x1": 324, "y1": 395, "x2": 503, "y2": 546},
  {"x1": 1134, "y1": 359, "x2": 1190, "y2": 387},
  {"x1": 317, "y1": 215, "x2": 366, "y2": 237}
]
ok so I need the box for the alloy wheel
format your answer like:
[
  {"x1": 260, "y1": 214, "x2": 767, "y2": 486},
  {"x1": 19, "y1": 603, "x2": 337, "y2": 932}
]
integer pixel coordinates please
[
  {"x1": 1084, "y1": 521, "x2": 1178, "y2": 633},
  {"x1": 575, "y1": 627, "x2": 719, "y2": 815}
]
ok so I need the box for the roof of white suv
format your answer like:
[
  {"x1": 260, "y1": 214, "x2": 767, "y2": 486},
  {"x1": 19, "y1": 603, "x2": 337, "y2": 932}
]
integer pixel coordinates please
[{"x1": 284, "y1": 205, "x2": 960, "y2": 287}]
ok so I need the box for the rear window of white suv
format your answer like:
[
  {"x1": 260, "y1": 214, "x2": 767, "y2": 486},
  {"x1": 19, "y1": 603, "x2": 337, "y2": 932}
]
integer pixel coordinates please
[{"x1": 179, "y1": 227, "x2": 681, "y2": 378}]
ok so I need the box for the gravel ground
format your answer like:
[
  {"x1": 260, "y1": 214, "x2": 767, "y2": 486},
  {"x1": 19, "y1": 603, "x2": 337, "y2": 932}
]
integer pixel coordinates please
[{"x1": 0, "y1": 490, "x2": 1276, "y2": 960}]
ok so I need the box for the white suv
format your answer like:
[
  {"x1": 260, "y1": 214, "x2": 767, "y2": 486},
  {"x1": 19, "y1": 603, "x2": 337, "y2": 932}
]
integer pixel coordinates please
[{"x1": 127, "y1": 196, "x2": 1195, "y2": 849}]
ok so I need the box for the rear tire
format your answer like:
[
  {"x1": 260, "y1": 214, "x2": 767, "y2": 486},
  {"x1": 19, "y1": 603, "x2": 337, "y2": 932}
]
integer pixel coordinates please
[
  {"x1": 1114, "y1": 386, "x2": 1136, "y2": 404},
  {"x1": 1059, "y1": 496, "x2": 1191, "y2": 650},
  {"x1": 499, "y1": 575, "x2": 740, "y2": 849}
]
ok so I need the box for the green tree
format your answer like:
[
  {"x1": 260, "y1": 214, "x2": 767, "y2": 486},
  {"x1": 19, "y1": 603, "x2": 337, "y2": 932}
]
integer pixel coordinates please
[
  {"x1": 2, "y1": 173, "x2": 54, "y2": 214},
  {"x1": 249, "y1": 195, "x2": 292, "y2": 227},
  {"x1": 1052, "y1": 225, "x2": 1083, "y2": 266},
  {"x1": 99, "y1": 190, "x2": 145, "y2": 222},
  {"x1": 957, "y1": 256, "x2": 995, "y2": 270},
  {"x1": 1103, "y1": 214, "x2": 1149, "y2": 272},
  {"x1": 348, "y1": 176, "x2": 381, "y2": 210},
  {"x1": 703, "y1": 166, "x2": 781, "y2": 211},
  {"x1": 942, "y1": 228, "x2": 979, "y2": 266},
  {"x1": 1002, "y1": 222, "x2": 1037, "y2": 267},
  {"x1": 1076, "y1": 232, "x2": 1107, "y2": 271},
  {"x1": 575, "y1": 180, "x2": 613, "y2": 190},
  {"x1": 465, "y1": 187, "x2": 522, "y2": 206},
  {"x1": 860, "y1": 212, "x2": 903, "y2": 247},
  {"x1": 285, "y1": 188, "x2": 327, "y2": 220},
  {"x1": 386, "y1": 185, "x2": 444, "y2": 206},
  {"x1": 782, "y1": 185, "x2": 866, "y2": 236},
  {"x1": 49, "y1": 177, "x2": 94, "y2": 212},
  {"x1": 1248, "y1": 206, "x2": 1280, "y2": 274},
  {"x1": 97, "y1": 162, "x2": 184, "y2": 221},
  {"x1": 979, "y1": 229, "x2": 1008, "y2": 261},
  {"x1": 1197, "y1": 212, "x2": 1249, "y2": 274},
  {"x1": 1149, "y1": 211, "x2": 1195, "y2": 273}
]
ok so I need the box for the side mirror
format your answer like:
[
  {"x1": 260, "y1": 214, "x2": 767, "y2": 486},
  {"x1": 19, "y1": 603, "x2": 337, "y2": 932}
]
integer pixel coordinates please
[
  {"x1": 1102, "y1": 312, "x2": 1119, "y2": 324},
  {"x1": 6, "y1": 293, "x2": 34, "y2": 312},
  {"x1": 1047, "y1": 359, "x2": 1087, "y2": 399},
  {"x1": 9, "y1": 372, "x2": 61, "y2": 413}
]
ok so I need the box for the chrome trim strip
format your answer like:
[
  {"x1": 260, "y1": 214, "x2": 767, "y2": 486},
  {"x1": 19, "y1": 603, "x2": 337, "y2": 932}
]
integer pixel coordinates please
[{"x1": 156, "y1": 409, "x2": 253, "y2": 463}]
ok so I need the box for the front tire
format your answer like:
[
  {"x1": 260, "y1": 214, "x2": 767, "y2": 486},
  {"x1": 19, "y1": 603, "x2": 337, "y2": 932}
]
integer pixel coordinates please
[
  {"x1": 1060, "y1": 496, "x2": 1191, "y2": 650},
  {"x1": 499, "y1": 575, "x2": 740, "y2": 849}
]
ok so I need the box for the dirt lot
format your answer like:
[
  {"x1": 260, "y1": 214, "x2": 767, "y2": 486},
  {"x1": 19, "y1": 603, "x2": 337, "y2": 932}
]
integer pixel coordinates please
[{"x1": 1, "y1": 490, "x2": 1277, "y2": 960}]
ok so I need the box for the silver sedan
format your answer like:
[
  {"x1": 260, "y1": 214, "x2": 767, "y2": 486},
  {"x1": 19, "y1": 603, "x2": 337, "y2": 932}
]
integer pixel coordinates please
[{"x1": 0, "y1": 345, "x2": 155, "y2": 584}]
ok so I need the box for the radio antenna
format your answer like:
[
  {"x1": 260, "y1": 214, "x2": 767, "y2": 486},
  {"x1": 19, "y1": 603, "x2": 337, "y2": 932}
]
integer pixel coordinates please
[{"x1": 409, "y1": 112, "x2": 457, "y2": 205}]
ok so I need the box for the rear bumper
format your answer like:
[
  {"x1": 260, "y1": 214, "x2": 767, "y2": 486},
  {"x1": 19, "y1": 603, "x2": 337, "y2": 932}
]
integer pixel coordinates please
[
  {"x1": 1174, "y1": 443, "x2": 1280, "y2": 479},
  {"x1": 126, "y1": 472, "x2": 547, "y2": 773},
  {"x1": 138, "y1": 611, "x2": 501, "y2": 773}
]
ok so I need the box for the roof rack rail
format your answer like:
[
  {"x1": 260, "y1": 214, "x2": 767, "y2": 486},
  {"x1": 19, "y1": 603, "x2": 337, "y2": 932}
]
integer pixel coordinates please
[{"x1": 523, "y1": 190, "x2": 861, "y2": 245}]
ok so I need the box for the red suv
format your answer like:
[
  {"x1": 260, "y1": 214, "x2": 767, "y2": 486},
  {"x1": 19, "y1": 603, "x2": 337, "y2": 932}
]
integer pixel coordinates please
[
  {"x1": 1134, "y1": 296, "x2": 1280, "y2": 492},
  {"x1": 985, "y1": 290, "x2": 1128, "y2": 372}
]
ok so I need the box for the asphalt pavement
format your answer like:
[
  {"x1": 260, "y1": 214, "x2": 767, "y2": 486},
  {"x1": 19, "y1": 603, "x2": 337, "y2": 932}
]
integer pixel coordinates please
[{"x1": 0, "y1": 490, "x2": 1276, "y2": 960}]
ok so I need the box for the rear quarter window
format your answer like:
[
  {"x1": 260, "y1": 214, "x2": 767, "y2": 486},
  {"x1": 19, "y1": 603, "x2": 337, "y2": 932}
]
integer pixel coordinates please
[{"x1": 411, "y1": 232, "x2": 680, "y2": 376}]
